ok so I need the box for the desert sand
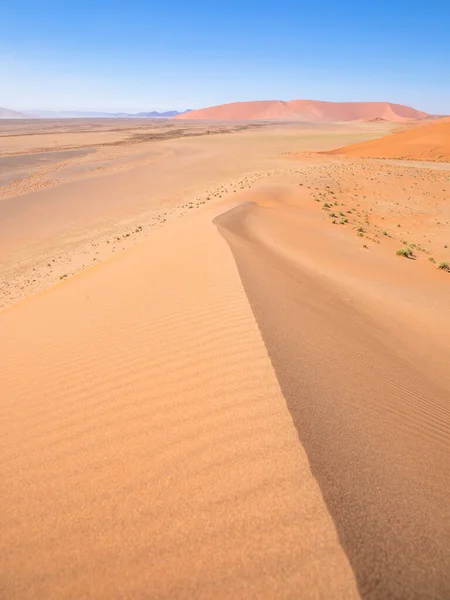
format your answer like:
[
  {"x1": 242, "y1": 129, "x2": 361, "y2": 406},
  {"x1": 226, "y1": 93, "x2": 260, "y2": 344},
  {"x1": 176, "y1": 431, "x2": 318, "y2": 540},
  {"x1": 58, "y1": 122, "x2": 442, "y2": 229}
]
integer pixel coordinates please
[
  {"x1": 1, "y1": 118, "x2": 449, "y2": 599},
  {"x1": 329, "y1": 116, "x2": 450, "y2": 161},
  {"x1": 174, "y1": 100, "x2": 429, "y2": 122}
]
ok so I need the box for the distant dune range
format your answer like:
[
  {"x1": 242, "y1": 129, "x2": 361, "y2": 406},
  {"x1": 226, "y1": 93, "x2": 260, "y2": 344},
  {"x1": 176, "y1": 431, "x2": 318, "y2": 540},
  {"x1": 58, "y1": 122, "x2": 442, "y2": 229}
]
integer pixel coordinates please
[
  {"x1": 1, "y1": 102, "x2": 432, "y2": 122},
  {"x1": 174, "y1": 100, "x2": 429, "y2": 122},
  {"x1": 328, "y1": 117, "x2": 450, "y2": 162}
]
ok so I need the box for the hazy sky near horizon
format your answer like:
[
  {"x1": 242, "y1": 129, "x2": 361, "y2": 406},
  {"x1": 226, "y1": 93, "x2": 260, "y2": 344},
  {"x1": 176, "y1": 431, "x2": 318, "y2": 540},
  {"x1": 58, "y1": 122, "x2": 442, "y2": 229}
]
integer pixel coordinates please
[{"x1": 1, "y1": 0, "x2": 449, "y2": 113}]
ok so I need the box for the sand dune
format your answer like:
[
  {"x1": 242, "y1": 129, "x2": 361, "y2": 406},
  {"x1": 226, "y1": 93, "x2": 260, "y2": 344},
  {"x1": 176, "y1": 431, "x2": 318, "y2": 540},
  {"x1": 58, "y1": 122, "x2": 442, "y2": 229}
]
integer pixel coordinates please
[
  {"x1": 0, "y1": 205, "x2": 360, "y2": 599},
  {"x1": 328, "y1": 116, "x2": 450, "y2": 161},
  {"x1": 174, "y1": 100, "x2": 428, "y2": 122},
  {"x1": 1, "y1": 120, "x2": 450, "y2": 598}
]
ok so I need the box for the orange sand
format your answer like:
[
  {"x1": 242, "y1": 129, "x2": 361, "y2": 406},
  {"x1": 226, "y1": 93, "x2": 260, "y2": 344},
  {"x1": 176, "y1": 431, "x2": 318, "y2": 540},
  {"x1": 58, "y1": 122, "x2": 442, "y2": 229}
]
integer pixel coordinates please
[{"x1": 328, "y1": 117, "x2": 450, "y2": 161}]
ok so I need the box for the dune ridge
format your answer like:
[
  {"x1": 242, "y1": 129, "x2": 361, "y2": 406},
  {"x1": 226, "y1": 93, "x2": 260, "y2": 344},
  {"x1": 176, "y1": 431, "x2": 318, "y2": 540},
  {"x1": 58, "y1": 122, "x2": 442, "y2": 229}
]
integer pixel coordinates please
[
  {"x1": 0, "y1": 206, "x2": 359, "y2": 599},
  {"x1": 174, "y1": 100, "x2": 428, "y2": 122},
  {"x1": 328, "y1": 116, "x2": 450, "y2": 161}
]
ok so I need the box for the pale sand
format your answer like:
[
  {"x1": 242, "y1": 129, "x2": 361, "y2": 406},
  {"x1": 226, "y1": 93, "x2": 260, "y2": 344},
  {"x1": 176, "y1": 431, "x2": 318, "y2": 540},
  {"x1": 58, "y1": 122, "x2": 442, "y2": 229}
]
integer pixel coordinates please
[
  {"x1": 0, "y1": 120, "x2": 390, "y2": 310},
  {"x1": 1, "y1": 120, "x2": 449, "y2": 598}
]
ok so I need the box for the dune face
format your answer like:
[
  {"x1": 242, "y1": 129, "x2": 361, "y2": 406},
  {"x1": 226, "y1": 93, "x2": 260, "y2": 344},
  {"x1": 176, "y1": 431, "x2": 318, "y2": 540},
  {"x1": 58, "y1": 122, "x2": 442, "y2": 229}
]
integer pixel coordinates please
[
  {"x1": 0, "y1": 106, "x2": 26, "y2": 119},
  {"x1": 328, "y1": 117, "x2": 450, "y2": 161},
  {"x1": 174, "y1": 100, "x2": 428, "y2": 122}
]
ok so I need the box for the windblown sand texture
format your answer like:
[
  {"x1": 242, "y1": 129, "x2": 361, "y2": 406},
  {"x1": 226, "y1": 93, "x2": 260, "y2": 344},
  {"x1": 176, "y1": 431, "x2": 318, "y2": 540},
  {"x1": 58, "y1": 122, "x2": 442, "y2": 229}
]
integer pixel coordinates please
[
  {"x1": 1, "y1": 119, "x2": 450, "y2": 599},
  {"x1": 174, "y1": 100, "x2": 429, "y2": 122}
]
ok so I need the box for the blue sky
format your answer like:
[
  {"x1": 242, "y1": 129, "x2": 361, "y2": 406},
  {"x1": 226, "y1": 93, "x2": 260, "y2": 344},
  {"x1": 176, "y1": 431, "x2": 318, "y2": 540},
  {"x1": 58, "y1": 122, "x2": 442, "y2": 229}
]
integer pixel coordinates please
[{"x1": 1, "y1": 0, "x2": 449, "y2": 113}]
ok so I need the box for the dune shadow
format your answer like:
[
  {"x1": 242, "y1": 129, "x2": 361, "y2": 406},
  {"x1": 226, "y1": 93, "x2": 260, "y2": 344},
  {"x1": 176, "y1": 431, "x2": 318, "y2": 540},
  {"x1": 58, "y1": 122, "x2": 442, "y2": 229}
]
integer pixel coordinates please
[{"x1": 214, "y1": 205, "x2": 450, "y2": 600}]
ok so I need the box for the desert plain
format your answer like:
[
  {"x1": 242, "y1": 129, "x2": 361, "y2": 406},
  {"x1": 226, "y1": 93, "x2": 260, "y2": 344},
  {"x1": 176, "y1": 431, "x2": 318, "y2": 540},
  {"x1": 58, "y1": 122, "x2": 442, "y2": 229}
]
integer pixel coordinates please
[{"x1": 1, "y1": 115, "x2": 449, "y2": 599}]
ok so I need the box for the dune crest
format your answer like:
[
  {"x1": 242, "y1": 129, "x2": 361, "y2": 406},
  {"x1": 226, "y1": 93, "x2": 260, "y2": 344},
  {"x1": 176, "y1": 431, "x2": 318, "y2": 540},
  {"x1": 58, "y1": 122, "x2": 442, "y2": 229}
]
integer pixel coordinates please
[{"x1": 174, "y1": 99, "x2": 428, "y2": 122}]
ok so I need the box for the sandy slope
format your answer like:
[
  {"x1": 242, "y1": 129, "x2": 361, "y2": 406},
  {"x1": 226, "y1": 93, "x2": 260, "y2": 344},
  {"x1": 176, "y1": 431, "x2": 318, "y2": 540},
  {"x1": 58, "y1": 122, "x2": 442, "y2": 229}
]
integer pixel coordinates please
[
  {"x1": 328, "y1": 117, "x2": 450, "y2": 161},
  {"x1": 175, "y1": 100, "x2": 428, "y2": 122},
  {"x1": 0, "y1": 205, "x2": 359, "y2": 599}
]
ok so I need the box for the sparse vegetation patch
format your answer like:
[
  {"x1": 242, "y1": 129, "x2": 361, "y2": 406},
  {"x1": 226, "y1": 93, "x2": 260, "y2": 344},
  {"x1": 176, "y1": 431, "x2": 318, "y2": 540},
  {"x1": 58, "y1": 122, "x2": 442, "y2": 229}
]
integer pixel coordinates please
[{"x1": 396, "y1": 247, "x2": 414, "y2": 259}]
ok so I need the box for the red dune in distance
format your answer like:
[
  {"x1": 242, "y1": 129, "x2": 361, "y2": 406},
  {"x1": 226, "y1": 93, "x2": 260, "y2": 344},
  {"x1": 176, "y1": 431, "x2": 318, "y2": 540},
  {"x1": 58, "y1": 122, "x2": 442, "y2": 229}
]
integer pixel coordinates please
[
  {"x1": 328, "y1": 117, "x2": 450, "y2": 161},
  {"x1": 174, "y1": 100, "x2": 429, "y2": 122}
]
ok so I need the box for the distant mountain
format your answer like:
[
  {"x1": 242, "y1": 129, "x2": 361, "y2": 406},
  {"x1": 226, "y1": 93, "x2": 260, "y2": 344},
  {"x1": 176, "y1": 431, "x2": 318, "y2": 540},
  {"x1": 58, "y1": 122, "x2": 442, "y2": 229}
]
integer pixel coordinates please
[
  {"x1": 0, "y1": 106, "x2": 26, "y2": 119},
  {"x1": 173, "y1": 100, "x2": 429, "y2": 122},
  {"x1": 21, "y1": 110, "x2": 127, "y2": 118},
  {"x1": 22, "y1": 109, "x2": 192, "y2": 119},
  {"x1": 134, "y1": 110, "x2": 192, "y2": 118}
]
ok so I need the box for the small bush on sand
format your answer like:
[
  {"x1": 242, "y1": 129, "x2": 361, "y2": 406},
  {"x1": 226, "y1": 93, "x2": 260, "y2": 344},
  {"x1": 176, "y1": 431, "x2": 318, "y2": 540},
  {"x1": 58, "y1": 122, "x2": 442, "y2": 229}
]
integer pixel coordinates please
[
  {"x1": 396, "y1": 248, "x2": 413, "y2": 258},
  {"x1": 437, "y1": 261, "x2": 450, "y2": 271}
]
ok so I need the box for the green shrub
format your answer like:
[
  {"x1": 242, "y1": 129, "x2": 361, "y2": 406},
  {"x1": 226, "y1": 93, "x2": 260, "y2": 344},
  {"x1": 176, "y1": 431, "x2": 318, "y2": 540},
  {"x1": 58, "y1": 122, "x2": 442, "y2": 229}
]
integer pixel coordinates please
[{"x1": 396, "y1": 248, "x2": 413, "y2": 258}]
